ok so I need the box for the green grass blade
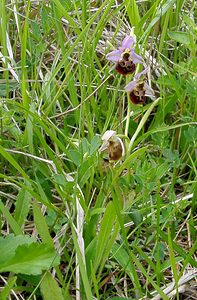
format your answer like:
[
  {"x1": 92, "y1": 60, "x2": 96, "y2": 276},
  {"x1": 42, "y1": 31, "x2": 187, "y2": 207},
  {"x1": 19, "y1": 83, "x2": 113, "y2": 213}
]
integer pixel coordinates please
[
  {"x1": 40, "y1": 271, "x2": 64, "y2": 300},
  {"x1": 0, "y1": 200, "x2": 22, "y2": 235}
]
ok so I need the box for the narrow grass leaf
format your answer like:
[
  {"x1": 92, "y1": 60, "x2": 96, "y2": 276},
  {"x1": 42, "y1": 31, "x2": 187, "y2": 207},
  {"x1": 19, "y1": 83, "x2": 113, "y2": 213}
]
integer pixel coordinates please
[
  {"x1": 128, "y1": 98, "x2": 161, "y2": 151},
  {"x1": 33, "y1": 202, "x2": 54, "y2": 248},
  {"x1": 127, "y1": 250, "x2": 169, "y2": 299},
  {"x1": 167, "y1": 228, "x2": 179, "y2": 285},
  {"x1": 94, "y1": 201, "x2": 117, "y2": 272},
  {"x1": 71, "y1": 225, "x2": 93, "y2": 300},
  {"x1": 14, "y1": 184, "x2": 32, "y2": 227},
  {"x1": 159, "y1": 229, "x2": 197, "y2": 267},
  {"x1": 112, "y1": 242, "x2": 140, "y2": 284},
  {"x1": 111, "y1": 187, "x2": 142, "y2": 297},
  {"x1": 114, "y1": 146, "x2": 148, "y2": 180},
  {"x1": 21, "y1": 0, "x2": 30, "y2": 110},
  {"x1": 140, "y1": 0, "x2": 176, "y2": 41},
  {"x1": 159, "y1": 9, "x2": 171, "y2": 52},
  {"x1": 0, "y1": 276, "x2": 17, "y2": 300},
  {"x1": 179, "y1": 239, "x2": 197, "y2": 279},
  {"x1": 52, "y1": 0, "x2": 81, "y2": 35},
  {"x1": 0, "y1": 146, "x2": 29, "y2": 179},
  {"x1": 125, "y1": 0, "x2": 141, "y2": 27},
  {"x1": 0, "y1": 201, "x2": 22, "y2": 235}
]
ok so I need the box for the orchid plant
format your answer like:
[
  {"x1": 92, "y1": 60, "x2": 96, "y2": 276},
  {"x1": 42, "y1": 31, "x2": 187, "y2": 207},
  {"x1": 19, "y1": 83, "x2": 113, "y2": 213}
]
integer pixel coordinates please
[{"x1": 101, "y1": 30, "x2": 157, "y2": 159}]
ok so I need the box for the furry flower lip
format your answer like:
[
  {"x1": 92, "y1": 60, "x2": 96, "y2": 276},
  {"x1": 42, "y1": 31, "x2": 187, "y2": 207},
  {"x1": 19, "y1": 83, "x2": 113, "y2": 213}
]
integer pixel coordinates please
[
  {"x1": 125, "y1": 79, "x2": 155, "y2": 105},
  {"x1": 106, "y1": 35, "x2": 143, "y2": 75},
  {"x1": 125, "y1": 67, "x2": 155, "y2": 104},
  {"x1": 99, "y1": 130, "x2": 125, "y2": 161}
]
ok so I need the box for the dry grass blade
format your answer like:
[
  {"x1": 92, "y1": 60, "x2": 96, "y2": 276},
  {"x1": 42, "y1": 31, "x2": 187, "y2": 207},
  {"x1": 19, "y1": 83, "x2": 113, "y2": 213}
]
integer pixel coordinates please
[{"x1": 152, "y1": 269, "x2": 197, "y2": 300}]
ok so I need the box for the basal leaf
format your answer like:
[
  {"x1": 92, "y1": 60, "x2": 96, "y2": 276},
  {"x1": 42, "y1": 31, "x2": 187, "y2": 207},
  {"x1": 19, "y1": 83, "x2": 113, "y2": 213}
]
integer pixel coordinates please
[
  {"x1": 168, "y1": 31, "x2": 190, "y2": 45},
  {"x1": 0, "y1": 234, "x2": 35, "y2": 265},
  {"x1": 0, "y1": 243, "x2": 60, "y2": 275}
]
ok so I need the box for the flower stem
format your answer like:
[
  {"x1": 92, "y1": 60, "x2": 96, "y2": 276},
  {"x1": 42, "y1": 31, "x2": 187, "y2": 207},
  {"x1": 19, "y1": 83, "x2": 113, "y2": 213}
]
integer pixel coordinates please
[
  {"x1": 128, "y1": 97, "x2": 161, "y2": 152},
  {"x1": 124, "y1": 92, "x2": 131, "y2": 138},
  {"x1": 124, "y1": 76, "x2": 133, "y2": 139}
]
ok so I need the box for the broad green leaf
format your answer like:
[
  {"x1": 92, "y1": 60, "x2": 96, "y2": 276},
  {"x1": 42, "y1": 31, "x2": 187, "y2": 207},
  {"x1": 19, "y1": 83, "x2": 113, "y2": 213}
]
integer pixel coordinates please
[
  {"x1": 68, "y1": 149, "x2": 82, "y2": 166},
  {"x1": 78, "y1": 156, "x2": 96, "y2": 187},
  {"x1": 0, "y1": 243, "x2": 60, "y2": 275},
  {"x1": 40, "y1": 271, "x2": 64, "y2": 300},
  {"x1": 155, "y1": 163, "x2": 169, "y2": 180},
  {"x1": 168, "y1": 31, "x2": 190, "y2": 45},
  {"x1": 98, "y1": 222, "x2": 120, "y2": 276},
  {"x1": 183, "y1": 14, "x2": 197, "y2": 31},
  {"x1": 90, "y1": 135, "x2": 101, "y2": 155},
  {"x1": 130, "y1": 209, "x2": 143, "y2": 226},
  {"x1": 0, "y1": 234, "x2": 35, "y2": 264}
]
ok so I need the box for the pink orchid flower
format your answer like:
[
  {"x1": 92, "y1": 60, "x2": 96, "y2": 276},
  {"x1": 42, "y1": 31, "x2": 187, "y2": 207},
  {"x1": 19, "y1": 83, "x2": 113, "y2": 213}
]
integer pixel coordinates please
[{"x1": 106, "y1": 35, "x2": 144, "y2": 75}]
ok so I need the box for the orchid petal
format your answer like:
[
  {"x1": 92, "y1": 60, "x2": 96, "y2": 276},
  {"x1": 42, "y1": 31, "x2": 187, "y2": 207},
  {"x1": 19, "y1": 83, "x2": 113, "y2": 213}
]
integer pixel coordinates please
[
  {"x1": 144, "y1": 83, "x2": 155, "y2": 100},
  {"x1": 102, "y1": 130, "x2": 116, "y2": 141},
  {"x1": 116, "y1": 137, "x2": 125, "y2": 157},
  {"x1": 130, "y1": 50, "x2": 144, "y2": 64},
  {"x1": 122, "y1": 35, "x2": 135, "y2": 49},
  {"x1": 106, "y1": 50, "x2": 122, "y2": 62},
  {"x1": 125, "y1": 80, "x2": 137, "y2": 92},
  {"x1": 99, "y1": 141, "x2": 108, "y2": 153},
  {"x1": 135, "y1": 67, "x2": 148, "y2": 80}
]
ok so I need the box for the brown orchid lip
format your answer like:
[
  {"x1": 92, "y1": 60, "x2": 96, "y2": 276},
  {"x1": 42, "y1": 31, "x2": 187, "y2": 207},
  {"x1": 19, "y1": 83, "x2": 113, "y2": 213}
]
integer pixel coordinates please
[
  {"x1": 115, "y1": 61, "x2": 136, "y2": 75},
  {"x1": 129, "y1": 91, "x2": 146, "y2": 104},
  {"x1": 100, "y1": 131, "x2": 125, "y2": 161}
]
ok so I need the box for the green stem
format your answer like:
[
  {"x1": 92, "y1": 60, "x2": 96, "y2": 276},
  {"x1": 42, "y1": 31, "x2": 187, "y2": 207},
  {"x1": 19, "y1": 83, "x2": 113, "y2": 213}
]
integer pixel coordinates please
[
  {"x1": 124, "y1": 92, "x2": 131, "y2": 138},
  {"x1": 128, "y1": 97, "x2": 161, "y2": 152},
  {"x1": 125, "y1": 76, "x2": 135, "y2": 139}
]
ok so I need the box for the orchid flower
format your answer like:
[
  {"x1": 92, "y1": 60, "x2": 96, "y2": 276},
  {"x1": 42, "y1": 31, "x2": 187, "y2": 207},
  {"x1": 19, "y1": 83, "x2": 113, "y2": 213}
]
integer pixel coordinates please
[
  {"x1": 124, "y1": 65, "x2": 155, "y2": 104},
  {"x1": 106, "y1": 35, "x2": 144, "y2": 75},
  {"x1": 99, "y1": 130, "x2": 125, "y2": 161}
]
